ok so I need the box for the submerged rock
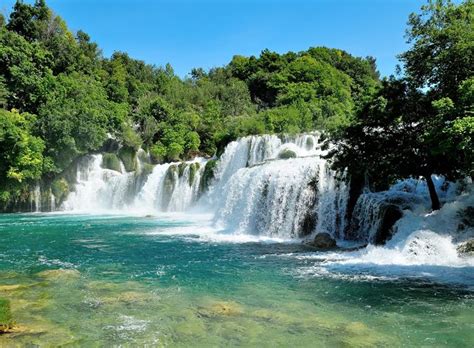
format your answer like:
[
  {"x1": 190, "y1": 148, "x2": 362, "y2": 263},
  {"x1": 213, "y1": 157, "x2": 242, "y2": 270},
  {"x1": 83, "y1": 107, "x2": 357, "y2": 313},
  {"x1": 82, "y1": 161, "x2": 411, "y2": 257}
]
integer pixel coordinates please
[
  {"x1": 0, "y1": 284, "x2": 27, "y2": 292},
  {"x1": 0, "y1": 298, "x2": 13, "y2": 333},
  {"x1": 308, "y1": 233, "x2": 337, "y2": 249},
  {"x1": 197, "y1": 301, "x2": 243, "y2": 317},
  {"x1": 457, "y1": 239, "x2": 474, "y2": 255},
  {"x1": 37, "y1": 269, "x2": 80, "y2": 280}
]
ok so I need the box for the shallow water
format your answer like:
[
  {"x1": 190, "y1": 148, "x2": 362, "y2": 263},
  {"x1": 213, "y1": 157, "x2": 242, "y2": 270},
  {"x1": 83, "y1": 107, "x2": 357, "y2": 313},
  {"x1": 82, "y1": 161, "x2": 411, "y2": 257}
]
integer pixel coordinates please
[{"x1": 0, "y1": 214, "x2": 473, "y2": 347}]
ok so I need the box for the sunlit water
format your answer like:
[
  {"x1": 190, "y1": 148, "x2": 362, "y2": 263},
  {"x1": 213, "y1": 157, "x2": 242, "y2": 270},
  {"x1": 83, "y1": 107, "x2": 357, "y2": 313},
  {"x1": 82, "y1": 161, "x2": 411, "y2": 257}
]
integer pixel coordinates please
[{"x1": 1, "y1": 214, "x2": 473, "y2": 347}]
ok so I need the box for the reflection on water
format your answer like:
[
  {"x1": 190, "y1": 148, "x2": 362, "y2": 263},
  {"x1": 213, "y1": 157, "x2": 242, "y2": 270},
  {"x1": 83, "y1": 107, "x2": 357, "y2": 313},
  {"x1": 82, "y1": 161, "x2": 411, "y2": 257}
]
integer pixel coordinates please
[{"x1": 0, "y1": 214, "x2": 473, "y2": 346}]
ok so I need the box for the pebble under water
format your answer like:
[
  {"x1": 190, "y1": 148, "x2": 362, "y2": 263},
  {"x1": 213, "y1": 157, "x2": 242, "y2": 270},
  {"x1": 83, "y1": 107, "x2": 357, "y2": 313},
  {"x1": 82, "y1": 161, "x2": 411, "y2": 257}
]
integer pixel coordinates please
[{"x1": 0, "y1": 213, "x2": 473, "y2": 347}]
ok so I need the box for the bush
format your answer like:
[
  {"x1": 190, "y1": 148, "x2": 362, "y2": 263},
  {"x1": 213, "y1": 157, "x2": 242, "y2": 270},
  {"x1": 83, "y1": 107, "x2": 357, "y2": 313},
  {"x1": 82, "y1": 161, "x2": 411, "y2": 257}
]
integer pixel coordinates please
[{"x1": 150, "y1": 142, "x2": 167, "y2": 164}]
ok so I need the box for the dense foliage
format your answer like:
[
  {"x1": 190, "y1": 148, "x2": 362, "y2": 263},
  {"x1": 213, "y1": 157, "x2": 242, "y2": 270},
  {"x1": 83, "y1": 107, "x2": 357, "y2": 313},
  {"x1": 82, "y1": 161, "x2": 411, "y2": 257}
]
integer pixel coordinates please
[
  {"x1": 332, "y1": 0, "x2": 473, "y2": 210},
  {"x1": 0, "y1": 0, "x2": 379, "y2": 208}
]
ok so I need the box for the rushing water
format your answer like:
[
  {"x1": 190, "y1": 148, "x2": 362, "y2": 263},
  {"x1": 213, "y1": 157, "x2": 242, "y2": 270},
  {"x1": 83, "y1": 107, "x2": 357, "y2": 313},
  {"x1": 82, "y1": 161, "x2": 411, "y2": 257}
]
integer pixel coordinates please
[{"x1": 0, "y1": 213, "x2": 473, "y2": 347}]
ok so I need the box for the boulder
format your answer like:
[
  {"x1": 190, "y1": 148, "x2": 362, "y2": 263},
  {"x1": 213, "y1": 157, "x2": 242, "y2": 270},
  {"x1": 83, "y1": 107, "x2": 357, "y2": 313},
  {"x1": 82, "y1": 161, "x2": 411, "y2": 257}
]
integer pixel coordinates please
[
  {"x1": 373, "y1": 204, "x2": 403, "y2": 245},
  {"x1": 309, "y1": 233, "x2": 337, "y2": 249},
  {"x1": 457, "y1": 239, "x2": 474, "y2": 255},
  {"x1": 278, "y1": 149, "x2": 297, "y2": 159},
  {"x1": 118, "y1": 146, "x2": 137, "y2": 172},
  {"x1": 101, "y1": 153, "x2": 122, "y2": 172}
]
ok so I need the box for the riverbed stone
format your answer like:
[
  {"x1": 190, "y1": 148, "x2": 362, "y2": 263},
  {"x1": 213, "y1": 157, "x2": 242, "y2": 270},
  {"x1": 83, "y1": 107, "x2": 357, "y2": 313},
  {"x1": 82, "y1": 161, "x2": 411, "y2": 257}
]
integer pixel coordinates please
[
  {"x1": 309, "y1": 233, "x2": 337, "y2": 249},
  {"x1": 37, "y1": 269, "x2": 80, "y2": 280}
]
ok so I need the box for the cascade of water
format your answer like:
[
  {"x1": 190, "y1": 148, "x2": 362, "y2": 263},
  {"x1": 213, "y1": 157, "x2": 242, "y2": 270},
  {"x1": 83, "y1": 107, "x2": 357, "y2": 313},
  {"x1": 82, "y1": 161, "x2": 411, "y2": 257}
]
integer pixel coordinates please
[
  {"x1": 31, "y1": 184, "x2": 41, "y2": 212},
  {"x1": 50, "y1": 132, "x2": 473, "y2": 251},
  {"x1": 133, "y1": 162, "x2": 171, "y2": 211},
  {"x1": 208, "y1": 134, "x2": 348, "y2": 238},
  {"x1": 348, "y1": 176, "x2": 457, "y2": 243},
  {"x1": 205, "y1": 133, "x2": 323, "y2": 206},
  {"x1": 62, "y1": 154, "x2": 207, "y2": 213},
  {"x1": 166, "y1": 161, "x2": 206, "y2": 211},
  {"x1": 50, "y1": 194, "x2": 55, "y2": 211}
]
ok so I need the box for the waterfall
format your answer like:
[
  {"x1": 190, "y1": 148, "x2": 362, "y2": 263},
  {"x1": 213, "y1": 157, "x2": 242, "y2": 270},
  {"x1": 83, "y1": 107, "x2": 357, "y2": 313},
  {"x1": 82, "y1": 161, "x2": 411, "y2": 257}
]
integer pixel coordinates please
[
  {"x1": 58, "y1": 133, "x2": 348, "y2": 239},
  {"x1": 31, "y1": 184, "x2": 41, "y2": 212},
  {"x1": 205, "y1": 133, "x2": 323, "y2": 204},
  {"x1": 33, "y1": 132, "x2": 473, "y2": 249},
  {"x1": 207, "y1": 133, "x2": 348, "y2": 238},
  {"x1": 349, "y1": 176, "x2": 458, "y2": 243},
  {"x1": 133, "y1": 159, "x2": 206, "y2": 212},
  {"x1": 62, "y1": 154, "x2": 207, "y2": 213}
]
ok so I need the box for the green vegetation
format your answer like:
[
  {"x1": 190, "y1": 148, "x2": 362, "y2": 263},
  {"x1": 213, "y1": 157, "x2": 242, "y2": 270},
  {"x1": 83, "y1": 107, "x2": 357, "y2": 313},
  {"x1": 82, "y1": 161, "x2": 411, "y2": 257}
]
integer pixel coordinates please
[
  {"x1": 331, "y1": 0, "x2": 473, "y2": 210},
  {"x1": 0, "y1": 0, "x2": 471, "y2": 211}
]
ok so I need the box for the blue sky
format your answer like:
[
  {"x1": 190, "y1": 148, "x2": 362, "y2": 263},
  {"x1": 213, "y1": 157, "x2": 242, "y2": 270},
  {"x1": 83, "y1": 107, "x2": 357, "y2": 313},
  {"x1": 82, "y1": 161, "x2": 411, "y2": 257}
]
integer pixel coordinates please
[{"x1": 2, "y1": 0, "x2": 429, "y2": 77}]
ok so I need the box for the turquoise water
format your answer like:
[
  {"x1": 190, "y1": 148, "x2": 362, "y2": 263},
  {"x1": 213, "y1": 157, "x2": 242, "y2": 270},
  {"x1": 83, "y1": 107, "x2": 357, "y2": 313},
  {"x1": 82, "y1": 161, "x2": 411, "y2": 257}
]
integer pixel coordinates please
[{"x1": 0, "y1": 214, "x2": 473, "y2": 347}]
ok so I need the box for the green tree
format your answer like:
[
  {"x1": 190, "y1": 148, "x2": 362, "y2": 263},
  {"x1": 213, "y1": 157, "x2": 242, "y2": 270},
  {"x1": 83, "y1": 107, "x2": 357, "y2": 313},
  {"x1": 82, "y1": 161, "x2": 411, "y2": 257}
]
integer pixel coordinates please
[
  {"x1": 332, "y1": 0, "x2": 473, "y2": 210},
  {"x1": 0, "y1": 109, "x2": 46, "y2": 203},
  {"x1": 38, "y1": 72, "x2": 127, "y2": 171}
]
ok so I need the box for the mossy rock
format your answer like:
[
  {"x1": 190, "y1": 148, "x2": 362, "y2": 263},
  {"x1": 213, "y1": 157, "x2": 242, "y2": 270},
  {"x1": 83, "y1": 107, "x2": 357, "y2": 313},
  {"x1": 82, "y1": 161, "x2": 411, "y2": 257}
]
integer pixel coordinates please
[
  {"x1": 118, "y1": 147, "x2": 137, "y2": 172},
  {"x1": 178, "y1": 162, "x2": 187, "y2": 177},
  {"x1": 140, "y1": 163, "x2": 155, "y2": 176},
  {"x1": 278, "y1": 149, "x2": 297, "y2": 159},
  {"x1": 0, "y1": 298, "x2": 13, "y2": 333},
  {"x1": 101, "y1": 153, "x2": 122, "y2": 172},
  {"x1": 305, "y1": 137, "x2": 315, "y2": 150},
  {"x1": 189, "y1": 162, "x2": 200, "y2": 186},
  {"x1": 308, "y1": 232, "x2": 336, "y2": 249},
  {"x1": 51, "y1": 178, "x2": 69, "y2": 205},
  {"x1": 162, "y1": 165, "x2": 178, "y2": 210},
  {"x1": 199, "y1": 159, "x2": 217, "y2": 194}
]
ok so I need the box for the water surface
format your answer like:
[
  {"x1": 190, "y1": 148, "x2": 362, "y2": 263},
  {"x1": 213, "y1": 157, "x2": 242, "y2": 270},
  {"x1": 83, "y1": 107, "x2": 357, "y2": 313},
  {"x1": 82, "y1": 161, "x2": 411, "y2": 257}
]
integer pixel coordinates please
[{"x1": 0, "y1": 214, "x2": 472, "y2": 346}]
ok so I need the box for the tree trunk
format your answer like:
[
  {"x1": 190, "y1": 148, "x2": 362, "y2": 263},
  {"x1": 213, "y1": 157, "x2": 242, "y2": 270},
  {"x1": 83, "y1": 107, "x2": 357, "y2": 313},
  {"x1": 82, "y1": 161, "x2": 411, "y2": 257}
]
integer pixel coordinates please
[{"x1": 425, "y1": 175, "x2": 441, "y2": 211}]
